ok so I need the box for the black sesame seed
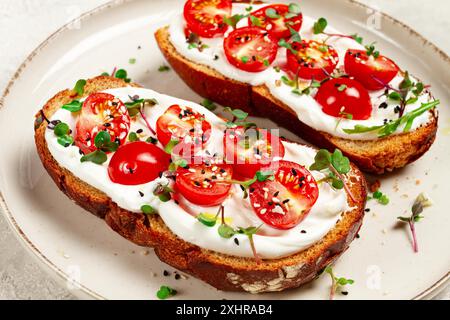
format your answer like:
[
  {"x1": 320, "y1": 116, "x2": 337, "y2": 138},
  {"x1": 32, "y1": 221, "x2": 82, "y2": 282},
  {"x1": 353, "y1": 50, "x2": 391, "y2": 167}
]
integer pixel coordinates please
[
  {"x1": 291, "y1": 169, "x2": 298, "y2": 176},
  {"x1": 364, "y1": 208, "x2": 371, "y2": 212},
  {"x1": 234, "y1": 238, "x2": 240, "y2": 246},
  {"x1": 174, "y1": 200, "x2": 180, "y2": 205},
  {"x1": 194, "y1": 181, "x2": 201, "y2": 187},
  {"x1": 299, "y1": 177, "x2": 305, "y2": 182},
  {"x1": 104, "y1": 123, "x2": 111, "y2": 127},
  {"x1": 341, "y1": 291, "x2": 349, "y2": 296},
  {"x1": 163, "y1": 270, "x2": 170, "y2": 277},
  {"x1": 250, "y1": 188, "x2": 255, "y2": 193},
  {"x1": 273, "y1": 191, "x2": 280, "y2": 197},
  {"x1": 301, "y1": 230, "x2": 307, "y2": 234},
  {"x1": 136, "y1": 129, "x2": 143, "y2": 134},
  {"x1": 129, "y1": 168, "x2": 134, "y2": 174},
  {"x1": 282, "y1": 199, "x2": 290, "y2": 204},
  {"x1": 139, "y1": 191, "x2": 144, "y2": 197},
  {"x1": 175, "y1": 273, "x2": 181, "y2": 280},
  {"x1": 378, "y1": 102, "x2": 388, "y2": 109},
  {"x1": 268, "y1": 201, "x2": 274, "y2": 206},
  {"x1": 356, "y1": 234, "x2": 360, "y2": 239}
]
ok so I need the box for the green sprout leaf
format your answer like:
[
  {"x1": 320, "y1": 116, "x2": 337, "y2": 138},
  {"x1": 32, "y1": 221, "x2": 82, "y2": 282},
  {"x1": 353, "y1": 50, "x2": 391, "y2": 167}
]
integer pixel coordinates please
[
  {"x1": 224, "y1": 107, "x2": 248, "y2": 121},
  {"x1": 141, "y1": 205, "x2": 156, "y2": 215},
  {"x1": 197, "y1": 213, "x2": 218, "y2": 227},
  {"x1": 164, "y1": 139, "x2": 179, "y2": 154},
  {"x1": 331, "y1": 149, "x2": 350, "y2": 175},
  {"x1": 156, "y1": 286, "x2": 177, "y2": 300},
  {"x1": 158, "y1": 65, "x2": 170, "y2": 72},
  {"x1": 94, "y1": 131, "x2": 119, "y2": 152},
  {"x1": 73, "y1": 79, "x2": 86, "y2": 96},
  {"x1": 200, "y1": 99, "x2": 217, "y2": 111},
  {"x1": 309, "y1": 149, "x2": 332, "y2": 171},
  {"x1": 54, "y1": 122, "x2": 70, "y2": 137},
  {"x1": 80, "y1": 150, "x2": 108, "y2": 165},
  {"x1": 62, "y1": 100, "x2": 82, "y2": 112},
  {"x1": 57, "y1": 135, "x2": 74, "y2": 148},
  {"x1": 218, "y1": 224, "x2": 236, "y2": 239},
  {"x1": 128, "y1": 132, "x2": 139, "y2": 142},
  {"x1": 313, "y1": 17, "x2": 327, "y2": 34},
  {"x1": 256, "y1": 171, "x2": 274, "y2": 182},
  {"x1": 265, "y1": 8, "x2": 280, "y2": 19}
]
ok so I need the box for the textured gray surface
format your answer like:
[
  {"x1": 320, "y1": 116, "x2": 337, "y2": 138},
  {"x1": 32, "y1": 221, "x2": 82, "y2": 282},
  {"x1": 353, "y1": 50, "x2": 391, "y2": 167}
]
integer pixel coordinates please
[{"x1": 0, "y1": 0, "x2": 448, "y2": 300}]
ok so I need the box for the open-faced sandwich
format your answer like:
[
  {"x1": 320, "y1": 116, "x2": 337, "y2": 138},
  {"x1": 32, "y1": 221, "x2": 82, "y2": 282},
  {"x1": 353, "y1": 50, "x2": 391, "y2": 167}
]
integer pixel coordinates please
[
  {"x1": 34, "y1": 76, "x2": 366, "y2": 293},
  {"x1": 155, "y1": 0, "x2": 439, "y2": 174}
]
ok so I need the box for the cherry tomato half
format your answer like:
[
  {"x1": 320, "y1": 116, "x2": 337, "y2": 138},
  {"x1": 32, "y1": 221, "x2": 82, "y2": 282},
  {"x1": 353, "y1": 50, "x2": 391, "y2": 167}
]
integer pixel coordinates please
[
  {"x1": 224, "y1": 26, "x2": 278, "y2": 72},
  {"x1": 315, "y1": 77, "x2": 372, "y2": 120},
  {"x1": 224, "y1": 126, "x2": 285, "y2": 179},
  {"x1": 175, "y1": 163, "x2": 233, "y2": 206},
  {"x1": 183, "y1": 0, "x2": 231, "y2": 38},
  {"x1": 75, "y1": 93, "x2": 130, "y2": 155},
  {"x1": 249, "y1": 4, "x2": 303, "y2": 40},
  {"x1": 286, "y1": 40, "x2": 339, "y2": 81},
  {"x1": 156, "y1": 104, "x2": 212, "y2": 147},
  {"x1": 249, "y1": 160, "x2": 319, "y2": 230},
  {"x1": 344, "y1": 49, "x2": 399, "y2": 91},
  {"x1": 108, "y1": 141, "x2": 171, "y2": 186}
]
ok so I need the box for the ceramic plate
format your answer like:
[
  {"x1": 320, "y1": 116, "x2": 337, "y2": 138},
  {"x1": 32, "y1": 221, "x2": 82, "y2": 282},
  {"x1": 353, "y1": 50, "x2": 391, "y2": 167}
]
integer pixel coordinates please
[{"x1": 0, "y1": 0, "x2": 449, "y2": 300}]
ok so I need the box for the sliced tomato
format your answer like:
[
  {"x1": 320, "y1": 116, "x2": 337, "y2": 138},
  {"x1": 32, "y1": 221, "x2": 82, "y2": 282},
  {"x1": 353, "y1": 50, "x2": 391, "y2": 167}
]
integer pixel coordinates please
[
  {"x1": 249, "y1": 161, "x2": 319, "y2": 230},
  {"x1": 223, "y1": 26, "x2": 278, "y2": 72},
  {"x1": 286, "y1": 40, "x2": 339, "y2": 81},
  {"x1": 224, "y1": 126, "x2": 285, "y2": 179},
  {"x1": 344, "y1": 49, "x2": 399, "y2": 91},
  {"x1": 108, "y1": 141, "x2": 170, "y2": 186},
  {"x1": 75, "y1": 93, "x2": 130, "y2": 154},
  {"x1": 183, "y1": 0, "x2": 231, "y2": 38},
  {"x1": 249, "y1": 4, "x2": 303, "y2": 39},
  {"x1": 175, "y1": 163, "x2": 233, "y2": 206},
  {"x1": 156, "y1": 104, "x2": 212, "y2": 147},
  {"x1": 315, "y1": 77, "x2": 372, "y2": 120}
]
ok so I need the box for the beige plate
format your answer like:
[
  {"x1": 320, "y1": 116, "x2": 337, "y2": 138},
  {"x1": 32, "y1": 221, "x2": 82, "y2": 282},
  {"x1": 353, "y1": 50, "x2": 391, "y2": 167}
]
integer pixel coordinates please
[{"x1": 0, "y1": 0, "x2": 449, "y2": 300}]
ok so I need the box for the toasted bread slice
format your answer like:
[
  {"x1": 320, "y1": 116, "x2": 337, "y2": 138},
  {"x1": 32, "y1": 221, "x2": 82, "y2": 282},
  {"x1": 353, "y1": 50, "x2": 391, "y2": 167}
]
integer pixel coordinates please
[
  {"x1": 155, "y1": 26, "x2": 438, "y2": 174},
  {"x1": 34, "y1": 76, "x2": 367, "y2": 293}
]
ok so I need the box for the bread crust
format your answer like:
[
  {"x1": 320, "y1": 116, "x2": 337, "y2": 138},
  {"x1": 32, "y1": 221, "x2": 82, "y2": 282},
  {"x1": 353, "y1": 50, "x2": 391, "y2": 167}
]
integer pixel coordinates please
[
  {"x1": 34, "y1": 76, "x2": 366, "y2": 293},
  {"x1": 155, "y1": 26, "x2": 438, "y2": 174}
]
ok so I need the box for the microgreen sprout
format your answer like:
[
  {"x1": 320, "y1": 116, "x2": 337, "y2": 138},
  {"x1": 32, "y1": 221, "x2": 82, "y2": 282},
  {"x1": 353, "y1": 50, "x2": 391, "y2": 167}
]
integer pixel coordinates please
[{"x1": 397, "y1": 193, "x2": 432, "y2": 253}]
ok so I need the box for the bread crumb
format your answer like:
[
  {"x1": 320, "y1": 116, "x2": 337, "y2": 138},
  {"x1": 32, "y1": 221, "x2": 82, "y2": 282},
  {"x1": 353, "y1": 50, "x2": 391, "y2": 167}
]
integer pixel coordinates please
[
  {"x1": 415, "y1": 180, "x2": 421, "y2": 185},
  {"x1": 382, "y1": 229, "x2": 387, "y2": 234},
  {"x1": 275, "y1": 80, "x2": 281, "y2": 87},
  {"x1": 141, "y1": 250, "x2": 150, "y2": 256},
  {"x1": 401, "y1": 194, "x2": 409, "y2": 199},
  {"x1": 369, "y1": 180, "x2": 381, "y2": 193}
]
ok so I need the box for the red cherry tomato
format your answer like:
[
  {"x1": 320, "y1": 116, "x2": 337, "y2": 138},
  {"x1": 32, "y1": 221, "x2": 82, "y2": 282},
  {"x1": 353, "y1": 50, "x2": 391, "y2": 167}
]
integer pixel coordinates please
[
  {"x1": 224, "y1": 26, "x2": 278, "y2": 72},
  {"x1": 249, "y1": 4, "x2": 303, "y2": 39},
  {"x1": 108, "y1": 142, "x2": 171, "y2": 186},
  {"x1": 156, "y1": 104, "x2": 212, "y2": 147},
  {"x1": 75, "y1": 93, "x2": 130, "y2": 155},
  {"x1": 315, "y1": 77, "x2": 372, "y2": 120},
  {"x1": 344, "y1": 49, "x2": 399, "y2": 91},
  {"x1": 183, "y1": 0, "x2": 231, "y2": 38},
  {"x1": 250, "y1": 161, "x2": 319, "y2": 230},
  {"x1": 175, "y1": 163, "x2": 233, "y2": 206},
  {"x1": 286, "y1": 40, "x2": 339, "y2": 81},
  {"x1": 224, "y1": 126, "x2": 285, "y2": 179}
]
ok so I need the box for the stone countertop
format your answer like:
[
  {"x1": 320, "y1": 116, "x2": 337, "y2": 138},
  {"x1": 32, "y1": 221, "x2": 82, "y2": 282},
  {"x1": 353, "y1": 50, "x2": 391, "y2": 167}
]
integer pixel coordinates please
[{"x1": 0, "y1": 0, "x2": 448, "y2": 300}]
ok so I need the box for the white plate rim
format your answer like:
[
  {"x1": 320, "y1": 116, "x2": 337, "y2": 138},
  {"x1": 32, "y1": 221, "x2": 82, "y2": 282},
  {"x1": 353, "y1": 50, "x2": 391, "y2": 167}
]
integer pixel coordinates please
[{"x1": 0, "y1": 0, "x2": 448, "y2": 300}]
